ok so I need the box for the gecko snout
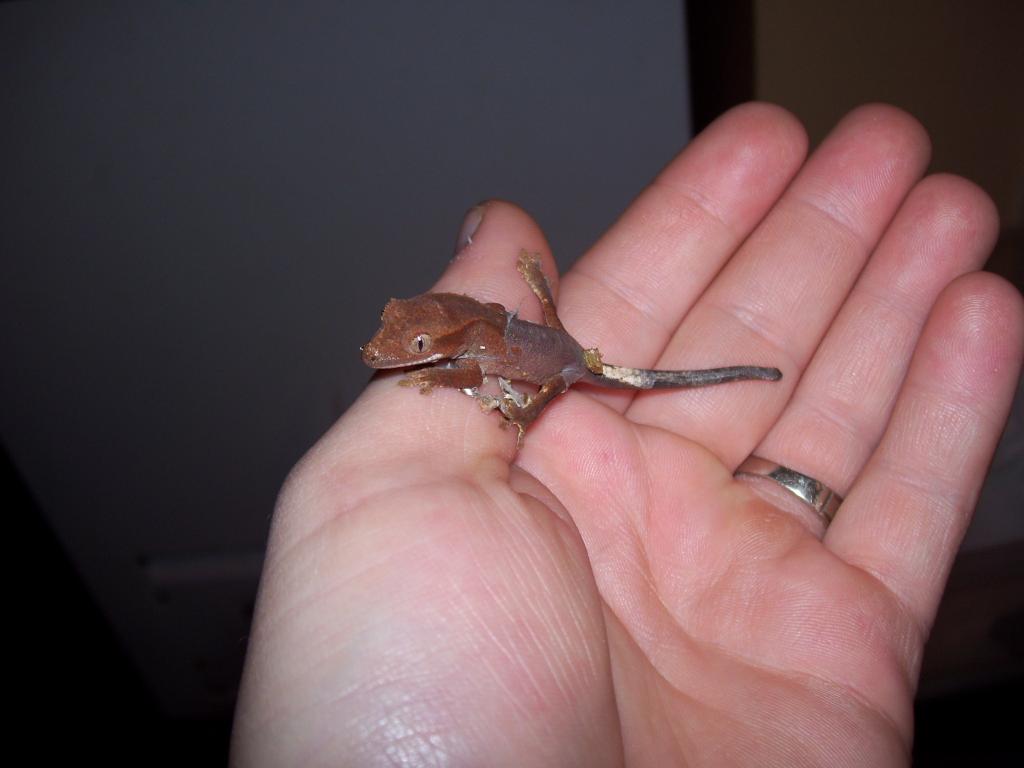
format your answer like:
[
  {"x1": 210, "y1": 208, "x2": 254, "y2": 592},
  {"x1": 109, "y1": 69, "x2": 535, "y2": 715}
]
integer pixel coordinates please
[{"x1": 361, "y1": 343, "x2": 381, "y2": 365}]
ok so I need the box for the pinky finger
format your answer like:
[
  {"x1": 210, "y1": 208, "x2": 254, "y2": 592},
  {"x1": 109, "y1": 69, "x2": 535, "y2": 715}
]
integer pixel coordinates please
[{"x1": 826, "y1": 272, "x2": 1023, "y2": 638}]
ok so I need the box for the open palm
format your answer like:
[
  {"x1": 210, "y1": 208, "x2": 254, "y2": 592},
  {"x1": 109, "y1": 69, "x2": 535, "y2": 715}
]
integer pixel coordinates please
[{"x1": 232, "y1": 104, "x2": 1022, "y2": 767}]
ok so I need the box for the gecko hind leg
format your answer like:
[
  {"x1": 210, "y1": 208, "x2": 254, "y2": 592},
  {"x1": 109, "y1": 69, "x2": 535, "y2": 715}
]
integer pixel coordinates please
[
  {"x1": 517, "y1": 251, "x2": 604, "y2": 376},
  {"x1": 517, "y1": 251, "x2": 565, "y2": 331}
]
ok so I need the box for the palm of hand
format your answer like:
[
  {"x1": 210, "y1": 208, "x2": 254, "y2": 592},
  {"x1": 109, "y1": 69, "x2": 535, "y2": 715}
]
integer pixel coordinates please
[
  {"x1": 265, "y1": 404, "x2": 912, "y2": 766},
  {"x1": 232, "y1": 105, "x2": 1022, "y2": 767}
]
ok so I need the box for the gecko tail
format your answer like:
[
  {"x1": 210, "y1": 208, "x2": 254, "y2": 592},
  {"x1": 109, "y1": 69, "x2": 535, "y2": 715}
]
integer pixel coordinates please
[{"x1": 594, "y1": 363, "x2": 782, "y2": 390}]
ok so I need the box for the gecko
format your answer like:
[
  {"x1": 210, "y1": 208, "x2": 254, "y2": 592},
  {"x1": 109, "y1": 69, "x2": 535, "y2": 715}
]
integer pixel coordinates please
[{"x1": 361, "y1": 251, "x2": 782, "y2": 442}]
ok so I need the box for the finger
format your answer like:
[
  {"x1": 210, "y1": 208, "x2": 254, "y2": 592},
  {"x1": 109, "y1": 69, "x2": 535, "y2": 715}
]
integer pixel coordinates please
[
  {"x1": 556, "y1": 103, "x2": 807, "y2": 411},
  {"x1": 626, "y1": 104, "x2": 932, "y2": 465},
  {"x1": 434, "y1": 200, "x2": 559, "y2": 320},
  {"x1": 826, "y1": 273, "x2": 1024, "y2": 638},
  {"x1": 277, "y1": 202, "x2": 552, "y2": 544},
  {"x1": 743, "y1": 175, "x2": 997, "y2": 529}
]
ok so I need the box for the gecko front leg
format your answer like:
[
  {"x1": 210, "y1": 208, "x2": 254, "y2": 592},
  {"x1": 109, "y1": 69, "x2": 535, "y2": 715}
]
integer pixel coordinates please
[
  {"x1": 399, "y1": 359, "x2": 484, "y2": 393},
  {"x1": 497, "y1": 377, "x2": 530, "y2": 408},
  {"x1": 497, "y1": 373, "x2": 570, "y2": 441},
  {"x1": 495, "y1": 377, "x2": 539, "y2": 446},
  {"x1": 464, "y1": 387, "x2": 504, "y2": 414}
]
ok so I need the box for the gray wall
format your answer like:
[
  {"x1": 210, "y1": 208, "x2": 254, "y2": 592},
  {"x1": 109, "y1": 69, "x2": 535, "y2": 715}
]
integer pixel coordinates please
[{"x1": 0, "y1": 1, "x2": 690, "y2": 716}]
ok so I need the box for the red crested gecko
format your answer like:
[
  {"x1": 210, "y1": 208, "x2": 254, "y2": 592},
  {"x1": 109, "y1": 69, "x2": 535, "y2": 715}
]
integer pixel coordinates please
[{"x1": 361, "y1": 251, "x2": 781, "y2": 442}]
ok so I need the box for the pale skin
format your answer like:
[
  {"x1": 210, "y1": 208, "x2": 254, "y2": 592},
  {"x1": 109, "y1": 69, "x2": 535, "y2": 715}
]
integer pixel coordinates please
[{"x1": 231, "y1": 104, "x2": 1023, "y2": 766}]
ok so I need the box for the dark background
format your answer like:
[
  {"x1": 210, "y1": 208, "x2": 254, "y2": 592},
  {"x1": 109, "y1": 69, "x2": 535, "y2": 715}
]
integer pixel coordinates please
[{"x1": 3, "y1": 1, "x2": 1021, "y2": 764}]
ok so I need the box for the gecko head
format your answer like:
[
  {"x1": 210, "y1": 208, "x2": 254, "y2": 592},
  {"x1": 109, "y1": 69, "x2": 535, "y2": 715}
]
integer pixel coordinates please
[{"x1": 360, "y1": 294, "x2": 474, "y2": 369}]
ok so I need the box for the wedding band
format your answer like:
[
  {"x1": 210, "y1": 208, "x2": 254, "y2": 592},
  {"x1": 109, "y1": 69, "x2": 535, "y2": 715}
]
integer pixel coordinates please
[{"x1": 734, "y1": 456, "x2": 842, "y2": 525}]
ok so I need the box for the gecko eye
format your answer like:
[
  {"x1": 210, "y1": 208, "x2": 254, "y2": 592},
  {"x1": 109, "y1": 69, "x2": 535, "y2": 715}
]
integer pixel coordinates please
[{"x1": 408, "y1": 333, "x2": 432, "y2": 354}]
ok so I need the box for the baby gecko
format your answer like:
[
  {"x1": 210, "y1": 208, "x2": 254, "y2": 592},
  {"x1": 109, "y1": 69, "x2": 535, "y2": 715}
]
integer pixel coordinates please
[{"x1": 361, "y1": 251, "x2": 781, "y2": 442}]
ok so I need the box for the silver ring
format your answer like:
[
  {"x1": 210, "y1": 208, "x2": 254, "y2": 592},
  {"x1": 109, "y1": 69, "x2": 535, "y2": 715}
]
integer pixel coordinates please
[{"x1": 734, "y1": 456, "x2": 842, "y2": 525}]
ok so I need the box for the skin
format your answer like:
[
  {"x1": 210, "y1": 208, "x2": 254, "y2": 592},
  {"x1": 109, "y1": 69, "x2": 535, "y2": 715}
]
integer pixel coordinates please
[
  {"x1": 231, "y1": 104, "x2": 1023, "y2": 767},
  {"x1": 361, "y1": 251, "x2": 782, "y2": 440}
]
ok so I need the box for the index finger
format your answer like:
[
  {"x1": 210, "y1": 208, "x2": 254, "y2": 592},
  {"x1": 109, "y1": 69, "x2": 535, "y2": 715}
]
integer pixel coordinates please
[{"x1": 556, "y1": 103, "x2": 807, "y2": 408}]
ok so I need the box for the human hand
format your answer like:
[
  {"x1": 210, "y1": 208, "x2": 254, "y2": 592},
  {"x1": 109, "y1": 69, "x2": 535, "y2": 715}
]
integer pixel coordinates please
[{"x1": 231, "y1": 104, "x2": 1023, "y2": 766}]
